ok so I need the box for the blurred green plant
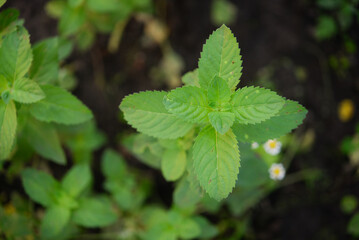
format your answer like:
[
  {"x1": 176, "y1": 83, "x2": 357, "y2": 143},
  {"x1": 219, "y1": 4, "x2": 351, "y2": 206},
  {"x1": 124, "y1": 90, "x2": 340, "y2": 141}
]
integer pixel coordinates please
[
  {"x1": 315, "y1": 0, "x2": 359, "y2": 41},
  {"x1": 340, "y1": 195, "x2": 359, "y2": 237},
  {"x1": 45, "y1": 0, "x2": 153, "y2": 51},
  {"x1": 211, "y1": 0, "x2": 238, "y2": 26},
  {"x1": 341, "y1": 195, "x2": 358, "y2": 214},
  {"x1": 21, "y1": 164, "x2": 117, "y2": 239},
  {"x1": 340, "y1": 125, "x2": 359, "y2": 237},
  {"x1": 0, "y1": 6, "x2": 93, "y2": 164},
  {"x1": 341, "y1": 123, "x2": 359, "y2": 168},
  {"x1": 102, "y1": 149, "x2": 151, "y2": 211}
]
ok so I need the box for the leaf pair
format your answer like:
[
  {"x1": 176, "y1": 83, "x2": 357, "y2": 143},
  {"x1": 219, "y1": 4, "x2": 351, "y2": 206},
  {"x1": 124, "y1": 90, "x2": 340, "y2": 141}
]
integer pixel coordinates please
[{"x1": 164, "y1": 78, "x2": 285, "y2": 134}]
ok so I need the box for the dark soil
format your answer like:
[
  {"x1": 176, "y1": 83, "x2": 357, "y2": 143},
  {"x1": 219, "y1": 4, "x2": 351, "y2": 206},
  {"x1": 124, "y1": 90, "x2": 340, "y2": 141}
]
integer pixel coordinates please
[{"x1": 4, "y1": 0, "x2": 359, "y2": 239}]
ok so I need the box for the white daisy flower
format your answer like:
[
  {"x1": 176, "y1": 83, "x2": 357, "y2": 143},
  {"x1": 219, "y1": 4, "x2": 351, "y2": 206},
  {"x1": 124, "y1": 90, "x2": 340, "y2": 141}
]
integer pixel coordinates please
[
  {"x1": 263, "y1": 139, "x2": 282, "y2": 155},
  {"x1": 269, "y1": 163, "x2": 286, "y2": 180},
  {"x1": 251, "y1": 142, "x2": 259, "y2": 149}
]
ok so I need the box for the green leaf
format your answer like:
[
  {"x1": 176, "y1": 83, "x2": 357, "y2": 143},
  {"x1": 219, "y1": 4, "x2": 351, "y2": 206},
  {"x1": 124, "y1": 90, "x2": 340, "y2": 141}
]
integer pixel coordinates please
[
  {"x1": 30, "y1": 85, "x2": 93, "y2": 125},
  {"x1": 45, "y1": 0, "x2": 66, "y2": 18},
  {"x1": 86, "y1": 0, "x2": 121, "y2": 13},
  {"x1": 40, "y1": 206, "x2": 71, "y2": 240},
  {"x1": 11, "y1": 78, "x2": 45, "y2": 103},
  {"x1": 29, "y1": 37, "x2": 59, "y2": 84},
  {"x1": 75, "y1": 26, "x2": 95, "y2": 50},
  {"x1": 0, "y1": 0, "x2": 6, "y2": 8},
  {"x1": 198, "y1": 25, "x2": 242, "y2": 91},
  {"x1": 211, "y1": 0, "x2": 237, "y2": 26},
  {"x1": 315, "y1": 15, "x2": 337, "y2": 41},
  {"x1": 52, "y1": 189, "x2": 78, "y2": 209},
  {"x1": 122, "y1": 134, "x2": 162, "y2": 169},
  {"x1": 21, "y1": 168, "x2": 59, "y2": 207},
  {"x1": 237, "y1": 143, "x2": 270, "y2": 187},
  {"x1": 142, "y1": 223, "x2": 177, "y2": 240},
  {"x1": 182, "y1": 69, "x2": 200, "y2": 87},
  {"x1": 226, "y1": 186, "x2": 266, "y2": 216},
  {"x1": 193, "y1": 216, "x2": 219, "y2": 239},
  {"x1": 24, "y1": 118, "x2": 66, "y2": 164},
  {"x1": 0, "y1": 8, "x2": 19, "y2": 33},
  {"x1": 59, "y1": 6, "x2": 85, "y2": 37},
  {"x1": 231, "y1": 86, "x2": 285, "y2": 125},
  {"x1": 173, "y1": 177, "x2": 202, "y2": 208},
  {"x1": 208, "y1": 111, "x2": 234, "y2": 134},
  {"x1": 178, "y1": 218, "x2": 201, "y2": 239},
  {"x1": 232, "y1": 100, "x2": 307, "y2": 143},
  {"x1": 338, "y1": 3, "x2": 355, "y2": 30},
  {"x1": 317, "y1": 0, "x2": 340, "y2": 9},
  {"x1": 0, "y1": 27, "x2": 32, "y2": 83},
  {"x1": 164, "y1": 86, "x2": 211, "y2": 124},
  {"x1": 207, "y1": 76, "x2": 231, "y2": 107},
  {"x1": 161, "y1": 149, "x2": 186, "y2": 181},
  {"x1": 109, "y1": 179, "x2": 149, "y2": 211},
  {"x1": 193, "y1": 126, "x2": 240, "y2": 201},
  {"x1": 101, "y1": 149, "x2": 127, "y2": 179},
  {"x1": 63, "y1": 121, "x2": 106, "y2": 162},
  {"x1": 120, "y1": 91, "x2": 193, "y2": 139},
  {"x1": 0, "y1": 100, "x2": 16, "y2": 160},
  {"x1": 73, "y1": 197, "x2": 117, "y2": 227},
  {"x1": 58, "y1": 38, "x2": 74, "y2": 61},
  {"x1": 62, "y1": 164, "x2": 91, "y2": 198},
  {"x1": 341, "y1": 195, "x2": 358, "y2": 214},
  {"x1": 348, "y1": 213, "x2": 359, "y2": 236},
  {"x1": 68, "y1": 0, "x2": 84, "y2": 8}
]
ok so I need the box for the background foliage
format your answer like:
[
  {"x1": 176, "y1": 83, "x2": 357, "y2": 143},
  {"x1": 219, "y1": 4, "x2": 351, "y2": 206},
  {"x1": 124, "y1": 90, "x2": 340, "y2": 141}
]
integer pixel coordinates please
[{"x1": 0, "y1": 0, "x2": 359, "y2": 239}]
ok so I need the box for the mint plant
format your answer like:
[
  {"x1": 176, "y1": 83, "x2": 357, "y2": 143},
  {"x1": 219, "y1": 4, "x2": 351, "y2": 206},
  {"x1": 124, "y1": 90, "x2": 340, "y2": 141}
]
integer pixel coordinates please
[
  {"x1": 0, "y1": 6, "x2": 93, "y2": 163},
  {"x1": 120, "y1": 25, "x2": 307, "y2": 201},
  {"x1": 21, "y1": 165, "x2": 117, "y2": 239}
]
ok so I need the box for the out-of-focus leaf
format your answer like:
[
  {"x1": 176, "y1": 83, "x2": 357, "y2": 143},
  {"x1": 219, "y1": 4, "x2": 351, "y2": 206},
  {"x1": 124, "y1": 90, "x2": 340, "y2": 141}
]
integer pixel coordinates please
[
  {"x1": 59, "y1": 6, "x2": 85, "y2": 37},
  {"x1": 193, "y1": 216, "x2": 219, "y2": 239},
  {"x1": 62, "y1": 164, "x2": 92, "y2": 198},
  {"x1": 161, "y1": 149, "x2": 186, "y2": 181},
  {"x1": 348, "y1": 213, "x2": 359, "y2": 236},
  {"x1": 315, "y1": 15, "x2": 337, "y2": 41},
  {"x1": 21, "y1": 168, "x2": 59, "y2": 207},
  {"x1": 30, "y1": 37, "x2": 59, "y2": 84},
  {"x1": 24, "y1": 118, "x2": 66, "y2": 164},
  {"x1": 0, "y1": 8, "x2": 19, "y2": 33},
  {"x1": 211, "y1": 0, "x2": 237, "y2": 26},
  {"x1": 40, "y1": 206, "x2": 71, "y2": 239},
  {"x1": 73, "y1": 197, "x2": 117, "y2": 227}
]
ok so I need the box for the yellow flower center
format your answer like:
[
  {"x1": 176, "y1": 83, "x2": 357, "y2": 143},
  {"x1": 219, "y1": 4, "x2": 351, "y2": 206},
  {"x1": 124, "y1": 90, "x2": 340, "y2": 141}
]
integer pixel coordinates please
[
  {"x1": 273, "y1": 168, "x2": 281, "y2": 176},
  {"x1": 269, "y1": 141, "x2": 277, "y2": 149}
]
